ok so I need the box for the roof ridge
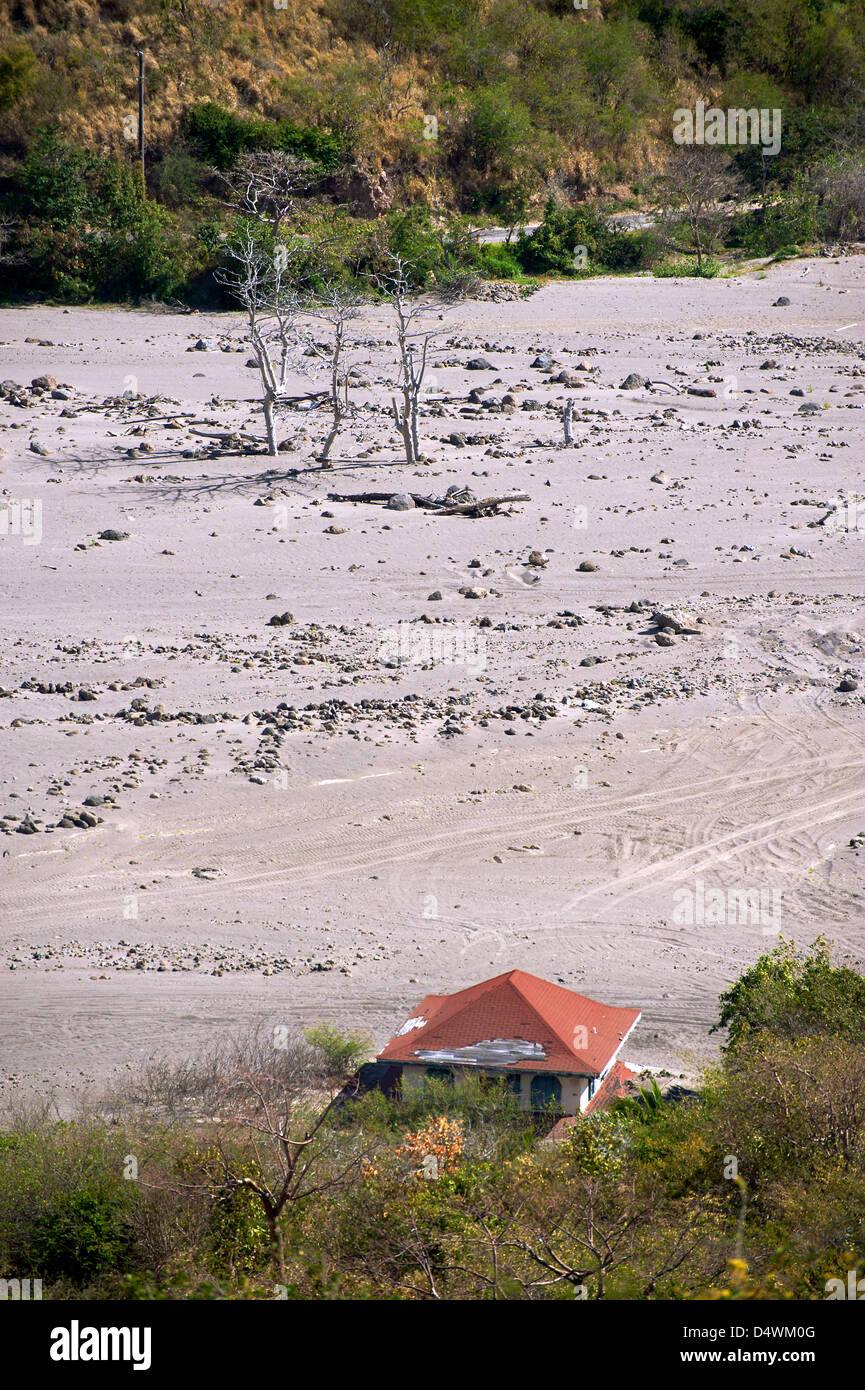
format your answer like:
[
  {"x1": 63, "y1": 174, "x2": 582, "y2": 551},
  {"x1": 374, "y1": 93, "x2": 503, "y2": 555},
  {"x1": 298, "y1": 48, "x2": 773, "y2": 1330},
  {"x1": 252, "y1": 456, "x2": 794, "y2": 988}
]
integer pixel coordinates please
[{"x1": 509, "y1": 971, "x2": 590, "y2": 1058}]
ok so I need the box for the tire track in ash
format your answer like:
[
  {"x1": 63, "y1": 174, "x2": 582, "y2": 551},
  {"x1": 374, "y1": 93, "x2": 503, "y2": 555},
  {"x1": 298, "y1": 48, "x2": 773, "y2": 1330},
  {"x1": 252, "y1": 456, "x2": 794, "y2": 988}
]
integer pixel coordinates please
[{"x1": 5, "y1": 745, "x2": 863, "y2": 934}]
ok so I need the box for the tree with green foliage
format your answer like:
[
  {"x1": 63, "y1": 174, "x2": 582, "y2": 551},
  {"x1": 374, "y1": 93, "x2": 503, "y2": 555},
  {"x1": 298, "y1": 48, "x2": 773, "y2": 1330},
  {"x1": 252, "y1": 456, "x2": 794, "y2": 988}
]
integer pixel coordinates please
[
  {"x1": 304, "y1": 1021, "x2": 373, "y2": 1074},
  {"x1": 715, "y1": 937, "x2": 865, "y2": 1050}
]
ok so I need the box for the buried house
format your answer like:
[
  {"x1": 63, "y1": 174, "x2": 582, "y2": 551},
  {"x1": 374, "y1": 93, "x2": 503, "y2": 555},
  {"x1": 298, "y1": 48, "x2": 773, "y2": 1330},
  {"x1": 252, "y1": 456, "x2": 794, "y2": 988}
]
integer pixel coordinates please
[{"x1": 376, "y1": 969, "x2": 641, "y2": 1116}]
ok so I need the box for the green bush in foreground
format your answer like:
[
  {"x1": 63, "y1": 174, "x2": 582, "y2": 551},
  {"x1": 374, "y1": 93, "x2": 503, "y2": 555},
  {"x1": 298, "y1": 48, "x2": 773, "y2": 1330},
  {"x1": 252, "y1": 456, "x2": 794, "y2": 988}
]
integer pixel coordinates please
[{"x1": 0, "y1": 940, "x2": 862, "y2": 1298}]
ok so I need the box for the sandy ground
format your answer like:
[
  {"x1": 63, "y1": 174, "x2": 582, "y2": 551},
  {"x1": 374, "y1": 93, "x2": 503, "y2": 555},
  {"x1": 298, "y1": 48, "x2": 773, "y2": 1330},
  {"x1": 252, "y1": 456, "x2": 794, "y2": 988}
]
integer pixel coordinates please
[{"x1": 1, "y1": 255, "x2": 864, "y2": 1110}]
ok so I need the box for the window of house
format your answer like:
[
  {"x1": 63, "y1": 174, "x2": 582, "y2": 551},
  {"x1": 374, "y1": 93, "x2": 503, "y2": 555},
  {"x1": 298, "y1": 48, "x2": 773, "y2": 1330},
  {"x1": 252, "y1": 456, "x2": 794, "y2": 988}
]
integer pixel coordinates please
[
  {"x1": 425, "y1": 1066, "x2": 454, "y2": 1087},
  {"x1": 530, "y1": 1074, "x2": 562, "y2": 1110}
]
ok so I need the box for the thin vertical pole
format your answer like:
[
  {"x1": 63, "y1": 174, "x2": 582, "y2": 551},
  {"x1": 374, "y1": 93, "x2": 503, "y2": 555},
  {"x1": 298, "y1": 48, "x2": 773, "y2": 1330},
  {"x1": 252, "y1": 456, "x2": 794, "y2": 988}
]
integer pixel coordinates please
[{"x1": 137, "y1": 50, "x2": 145, "y2": 193}]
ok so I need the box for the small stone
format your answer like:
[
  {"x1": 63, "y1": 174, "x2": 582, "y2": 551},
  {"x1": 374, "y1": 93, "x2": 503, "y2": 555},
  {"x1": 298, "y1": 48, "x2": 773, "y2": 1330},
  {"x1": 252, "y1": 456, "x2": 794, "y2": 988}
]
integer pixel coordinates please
[
  {"x1": 577, "y1": 560, "x2": 598, "y2": 572},
  {"x1": 324, "y1": 525, "x2": 347, "y2": 534},
  {"x1": 619, "y1": 373, "x2": 648, "y2": 390},
  {"x1": 98, "y1": 529, "x2": 130, "y2": 541},
  {"x1": 459, "y1": 586, "x2": 487, "y2": 599},
  {"x1": 839, "y1": 676, "x2": 858, "y2": 692},
  {"x1": 385, "y1": 493, "x2": 415, "y2": 510},
  {"x1": 466, "y1": 357, "x2": 494, "y2": 370},
  {"x1": 427, "y1": 590, "x2": 443, "y2": 601},
  {"x1": 773, "y1": 296, "x2": 791, "y2": 306},
  {"x1": 31, "y1": 375, "x2": 58, "y2": 390}
]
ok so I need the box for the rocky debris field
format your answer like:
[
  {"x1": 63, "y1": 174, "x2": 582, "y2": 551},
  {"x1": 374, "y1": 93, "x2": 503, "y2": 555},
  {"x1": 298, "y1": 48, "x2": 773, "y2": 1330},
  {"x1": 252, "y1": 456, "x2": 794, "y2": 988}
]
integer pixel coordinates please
[{"x1": 1, "y1": 259, "x2": 864, "y2": 1106}]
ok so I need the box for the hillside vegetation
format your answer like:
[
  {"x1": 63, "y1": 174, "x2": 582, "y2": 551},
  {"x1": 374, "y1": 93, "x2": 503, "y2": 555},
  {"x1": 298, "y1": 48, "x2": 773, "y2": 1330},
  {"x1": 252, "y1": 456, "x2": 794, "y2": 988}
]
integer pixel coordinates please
[{"x1": 1, "y1": 0, "x2": 864, "y2": 300}]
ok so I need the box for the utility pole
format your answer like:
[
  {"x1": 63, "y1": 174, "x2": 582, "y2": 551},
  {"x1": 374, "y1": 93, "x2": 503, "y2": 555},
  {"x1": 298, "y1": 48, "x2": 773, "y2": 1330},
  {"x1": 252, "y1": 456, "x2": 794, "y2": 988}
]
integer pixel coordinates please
[{"x1": 137, "y1": 50, "x2": 145, "y2": 194}]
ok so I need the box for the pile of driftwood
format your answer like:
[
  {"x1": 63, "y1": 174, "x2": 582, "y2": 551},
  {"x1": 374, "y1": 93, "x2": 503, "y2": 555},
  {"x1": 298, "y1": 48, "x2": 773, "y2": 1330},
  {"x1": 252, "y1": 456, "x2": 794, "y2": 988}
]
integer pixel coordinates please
[{"x1": 327, "y1": 489, "x2": 530, "y2": 517}]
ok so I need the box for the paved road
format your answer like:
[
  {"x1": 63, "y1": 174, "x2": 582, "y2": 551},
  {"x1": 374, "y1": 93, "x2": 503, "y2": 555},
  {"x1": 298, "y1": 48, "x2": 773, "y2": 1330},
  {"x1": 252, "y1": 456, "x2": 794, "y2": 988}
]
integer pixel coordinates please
[{"x1": 474, "y1": 210, "x2": 656, "y2": 244}]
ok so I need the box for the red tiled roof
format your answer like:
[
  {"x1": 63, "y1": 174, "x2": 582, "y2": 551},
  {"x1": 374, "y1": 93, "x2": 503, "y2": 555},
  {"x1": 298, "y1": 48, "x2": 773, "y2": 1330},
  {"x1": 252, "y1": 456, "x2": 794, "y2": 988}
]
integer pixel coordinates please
[{"x1": 378, "y1": 970, "x2": 641, "y2": 1076}]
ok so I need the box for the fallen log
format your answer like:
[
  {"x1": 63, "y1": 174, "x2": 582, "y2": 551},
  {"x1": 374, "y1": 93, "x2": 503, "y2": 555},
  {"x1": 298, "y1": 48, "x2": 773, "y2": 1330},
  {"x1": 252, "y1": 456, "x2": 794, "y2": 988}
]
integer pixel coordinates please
[
  {"x1": 436, "y1": 494, "x2": 530, "y2": 515},
  {"x1": 328, "y1": 490, "x2": 530, "y2": 514}
]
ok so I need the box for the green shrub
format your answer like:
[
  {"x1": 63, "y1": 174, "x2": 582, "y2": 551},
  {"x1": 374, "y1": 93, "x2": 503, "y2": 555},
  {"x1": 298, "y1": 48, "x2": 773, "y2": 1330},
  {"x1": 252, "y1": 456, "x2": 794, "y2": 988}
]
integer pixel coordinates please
[
  {"x1": 304, "y1": 1021, "x2": 373, "y2": 1074},
  {"x1": 734, "y1": 179, "x2": 822, "y2": 255},
  {"x1": 715, "y1": 937, "x2": 865, "y2": 1050},
  {"x1": 474, "y1": 243, "x2": 524, "y2": 279},
  {"x1": 8, "y1": 132, "x2": 198, "y2": 302},
  {"x1": 653, "y1": 256, "x2": 721, "y2": 277},
  {"x1": 150, "y1": 148, "x2": 212, "y2": 209},
  {"x1": 0, "y1": 44, "x2": 37, "y2": 110},
  {"x1": 514, "y1": 199, "x2": 658, "y2": 277},
  {"x1": 186, "y1": 102, "x2": 346, "y2": 172},
  {"x1": 464, "y1": 87, "x2": 533, "y2": 175},
  {"x1": 28, "y1": 1189, "x2": 137, "y2": 1284}
]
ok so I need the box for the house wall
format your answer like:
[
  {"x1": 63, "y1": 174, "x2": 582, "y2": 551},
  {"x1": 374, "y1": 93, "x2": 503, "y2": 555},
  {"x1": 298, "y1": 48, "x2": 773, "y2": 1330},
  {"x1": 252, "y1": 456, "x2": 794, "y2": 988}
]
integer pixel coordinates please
[{"x1": 401, "y1": 1064, "x2": 592, "y2": 1116}]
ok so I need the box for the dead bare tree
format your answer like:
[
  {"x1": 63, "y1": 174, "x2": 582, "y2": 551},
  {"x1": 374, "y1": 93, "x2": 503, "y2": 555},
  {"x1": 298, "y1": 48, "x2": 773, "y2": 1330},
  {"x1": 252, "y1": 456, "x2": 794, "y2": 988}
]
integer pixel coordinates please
[
  {"x1": 368, "y1": 250, "x2": 445, "y2": 465},
  {"x1": 216, "y1": 224, "x2": 309, "y2": 455},
  {"x1": 0, "y1": 216, "x2": 25, "y2": 267},
  {"x1": 213, "y1": 152, "x2": 330, "y2": 455},
  {"x1": 654, "y1": 146, "x2": 741, "y2": 268},
  {"x1": 502, "y1": 1172, "x2": 710, "y2": 1300},
  {"x1": 201, "y1": 1068, "x2": 372, "y2": 1277},
  {"x1": 217, "y1": 150, "x2": 320, "y2": 239},
  {"x1": 300, "y1": 281, "x2": 364, "y2": 464}
]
